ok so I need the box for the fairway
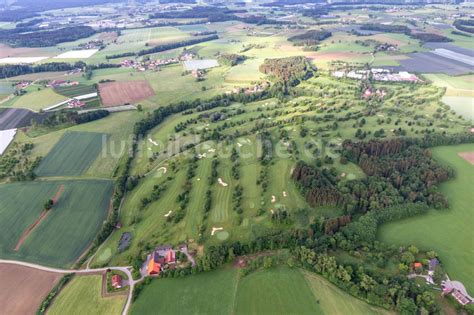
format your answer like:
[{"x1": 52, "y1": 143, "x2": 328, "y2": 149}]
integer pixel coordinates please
[
  {"x1": 379, "y1": 144, "x2": 474, "y2": 294},
  {"x1": 48, "y1": 275, "x2": 126, "y2": 315},
  {"x1": 35, "y1": 131, "x2": 106, "y2": 177},
  {"x1": 132, "y1": 266, "x2": 391, "y2": 315},
  {"x1": 0, "y1": 180, "x2": 113, "y2": 267}
]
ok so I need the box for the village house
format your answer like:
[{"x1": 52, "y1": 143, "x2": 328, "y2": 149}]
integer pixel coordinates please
[
  {"x1": 111, "y1": 274, "x2": 123, "y2": 289},
  {"x1": 67, "y1": 99, "x2": 86, "y2": 109},
  {"x1": 146, "y1": 245, "x2": 176, "y2": 276},
  {"x1": 442, "y1": 280, "x2": 474, "y2": 306}
]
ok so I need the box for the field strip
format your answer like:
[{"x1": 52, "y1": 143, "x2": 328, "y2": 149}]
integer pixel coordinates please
[{"x1": 14, "y1": 185, "x2": 64, "y2": 251}]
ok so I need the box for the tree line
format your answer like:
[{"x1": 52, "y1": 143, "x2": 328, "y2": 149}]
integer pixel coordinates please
[
  {"x1": 105, "y1": 35, "x2": 219, "y2": 59},
  {"x1": 0, "y1": 62, "x2": 120, "y2": 79}
]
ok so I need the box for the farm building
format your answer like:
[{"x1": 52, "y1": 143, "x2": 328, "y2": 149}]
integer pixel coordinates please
[
  {"x1": 146, "y1": 245, "x2": 176, "y2": 276},
  {"x1": 111, "y1": 274, "x2": 122, "y2": 289},
  {"x1": 442, "y1": 280, "x2": 474, "y2": 306}
]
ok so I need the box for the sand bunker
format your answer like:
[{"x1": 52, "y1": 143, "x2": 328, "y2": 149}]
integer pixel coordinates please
[
  {"x1": 148, "y1": 138, "x2": 158, "y2": 146},
  {"x1": 283, "y1": 191, "x2": 287, "y2": 197},
  {"x1": 458, "y1": 152, "x2": 474, "y2": 165},
  {"x1": 208, "y1": 148, "x2": 216, "y2": 153},
  {"x1": 218, "y1": 178, "x2": 228, "y2": 187},
  {"x1": 164, "y1": 210, "x2": 173, "y2": 217},
  {"x1": 157, "y1": 167, "x2": 167, "y2": 174},
  {"x1": 211, "y1": 227, "x2": 224, "y2": 235},
  {"x1": 271, "y1": 195, "x2": 276, "y2": 203}
]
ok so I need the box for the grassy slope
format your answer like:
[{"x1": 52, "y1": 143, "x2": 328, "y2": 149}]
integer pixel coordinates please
[
  {"x1": 0, "y1": 180, "x2": 112, "y2": 267},
  {"x1": 303, "y1": 270, "x2": 393, "y2": 315},
  {"x1": 8, "y1": 88, "x2": 68, "y2": 111},
  {"x1": 49, "y1": 275, "x2": 126, "y2": 315},
  {"x1": 379, "y1": 144, "x2": 474, "y2": 294},
  {"x1": 131, "y1": 266, "x2": 391, "y2": 315}
]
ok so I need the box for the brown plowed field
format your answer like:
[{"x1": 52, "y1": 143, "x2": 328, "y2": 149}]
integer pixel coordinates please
[
  {"x1": 0, "y1": 264, "x2": 62, "y2": 315},
  {"x1": 98, "y1": 80, "x2": 155, "y2": 107}
]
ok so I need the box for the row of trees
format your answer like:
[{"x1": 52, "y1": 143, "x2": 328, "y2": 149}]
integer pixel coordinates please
[
  {"x1": 106, "y1": 35, "x2": 219, "y2": 59},
  {"x1": 0, "y1": 62, "x2": 120, "y2": 79}
]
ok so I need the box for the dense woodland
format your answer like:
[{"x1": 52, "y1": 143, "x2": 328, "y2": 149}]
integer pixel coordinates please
[
  {"x1": 259, "y1": 56, "x2": 315, "y2": 87},
  {"x1": 360, "y1": 23, "x2": 411, "y2": 35},
  {"x1": 453, "y1": 19, "x2": 474, "y2": 34},
  {"x1": 410, "y1": 32, "x2": 452, "y2": 42},
  {"x1": 288, "y1": 30, "x2": 332, "y2": 46},
  {"x1": 0, "y1": 26, "x2": 96, "y2": 48},
  {"x1": 218, "y1": 54, "x2": 247, "y2": 66}
]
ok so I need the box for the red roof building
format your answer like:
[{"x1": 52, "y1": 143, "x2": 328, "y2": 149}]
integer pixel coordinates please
[{"x1": 111, "y1": 274, "x2": 122, "y2": 289}]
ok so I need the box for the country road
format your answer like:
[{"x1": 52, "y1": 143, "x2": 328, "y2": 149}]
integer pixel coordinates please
[{"x1": 0, "y1": 259, "x2": 141, "y2": 315}]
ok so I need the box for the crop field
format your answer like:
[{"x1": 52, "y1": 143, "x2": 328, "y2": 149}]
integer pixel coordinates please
[
  {"x1": 132, "y1": 266, "x2": 391, "y2": 315},
  {"x1": 380, "y1": 144, "x2": 474, "y2": 294},
  {"x1": 0, "y1": 264, "x2": 62, "y2": 315},
  {"x1": 54, "y1": 84, "x2": 97, "y2": 98},
  {"x1": 0, "y1": 179, "x2": 113, "y2": 267},
  {"x1": 0, "y1": 108, "x2": 52, "y2": 130},
  {"x1": 400, "y1": 52, "x2": 473, "y2": 75},
  {"x1": 49, "y1": 275, "x2": 126, "y2": 315},
  {"x1": 99, "y1": 81, "x2": 155, "y2": 107},
  {"x1": 35, "y1": 131, "x2": 106, "y2": 177}
]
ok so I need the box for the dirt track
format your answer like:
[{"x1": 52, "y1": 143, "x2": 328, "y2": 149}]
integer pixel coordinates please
[
  {"x1": 99, "y1": 81, "x2": 155, "y2": 107},
  {"x1": 0, "y1": 264, "x2": 62, "y2": 315},
  {"x1": 458, "y1": 152, "x2": 474, "y2": 165}
]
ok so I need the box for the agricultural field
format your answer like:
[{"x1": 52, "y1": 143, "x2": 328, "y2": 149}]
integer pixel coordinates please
[
  {"x1": 5, "y1": 87, "x2": 68, "y2": 111},
  {"x1": 54, "y1": 84, "x2": 97, "y2": 98},
  {"x1": 48, "y1": 274, "x2": 127, "y2": 315},
  {"x1": 0, "y1": 180, "x2": 113, "y2": 267},
  {"x1": 99, "y1": 80, "x2": 155, "y2": 107},
  {"x1": 380, "y1": 144, "x2": 474, "y2": 294},
  {"x1": 35, "y1": 131, "x2": 107, "y2": 177},
  {"x1": 132, "y1": 266, "x2": 391, "y2": 315},
  {"x1": 0, "y1": 264, "x2": 62, "y2": 315}
]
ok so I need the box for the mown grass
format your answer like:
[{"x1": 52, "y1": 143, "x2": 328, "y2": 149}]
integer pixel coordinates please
[
  {"x1": 379, "y1": 144, "x2": 474, "y2": 294},
  {"x1": 49, "y1": 275, "x2": 126, "y2": 315},
  {"x1": 0, "y1": 179, "x2": 112, "y2": 267},
  {"x1": 131, "y1": 266, "x2": 391, "y2": 315},
  {"x1": 54, "y1": 84, "x2": 96, "y2": 98}
]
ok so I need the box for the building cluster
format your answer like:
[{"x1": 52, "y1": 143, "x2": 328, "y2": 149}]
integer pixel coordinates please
[
  {"x1": 121, "y1": 53, "x2": 196, "y2": 72},
  {"x1": 146, "y1": 245, "x2": 177, "y2": 276},
  {"x1": 227, "y1": 81, "x2": 270, "y2": 95},
  {"x1": 78, "y1": 39, "x2": 106, "y2": 50},
  {"x1": 363, "y1": 88, "x2": 386, "y2": 99},
  {"x1": 332, "y1": 69, "x2": 421, "y2": 82},
  {"x1": 47, "y1": 80, "x2": 79, "y2": 88},
  {"x1": 66, "y1": 99, "x2": 86, "y2": 109},
  {"x1": 442, "y1": 281, "x2": 473, "y2": 306}
]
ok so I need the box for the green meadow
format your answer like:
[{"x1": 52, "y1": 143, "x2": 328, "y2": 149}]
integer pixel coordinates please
[
  {"x1": 380, "y1": 144, "x2": 474, "y2": 294},
  {"x1": 49, "y1": 275, "x2": 126, "y2": 315},
  {"x1": 131, "y1": 267, "x2": 392, "y2": 315}
]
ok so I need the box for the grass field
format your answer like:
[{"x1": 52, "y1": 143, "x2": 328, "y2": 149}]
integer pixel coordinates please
[
  {"x1": 131, "y1": 266, "x2": 391, "y2": 315},
  {"x1": 49, "y1": 275, "x2": 126, "y2": 315},
  {"x1": 35, "y1": 131, "x2": 107, "y2": 177},
  {"x1": 7, "y1": 87, "x2": 68, "y2": 111},
  {"x1": 0, "y1": 180, "x2": 113, "y2": 267},
  {"x1": 380, "y1": 144, "x2": 474, "y2": 294}
]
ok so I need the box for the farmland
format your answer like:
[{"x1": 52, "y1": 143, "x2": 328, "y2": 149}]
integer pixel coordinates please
[
  {"x1": 0, "y1": 264, "x2": 62, "y2": 315},
  {"x1": 98, "y1": 81, "x2": 155, "y2": 107},
  {"x1": 132, "y1": 266, "x2": 391, "y2": 315},
  {"x1": 380, "y1": 144, "x2": 474, "y2": 294},
  {"x1": 0, "y1": 1, "x2": 473, "y2": 313},
  {"x1": 35, "y1": 131, "x2": 106, "y2": 177},
  {"x1": 48, "y1": 274, "x2": 127, "y2": 315},
  {"x1": 0, "y1": 180, "x2": 113, "y2": 267}
]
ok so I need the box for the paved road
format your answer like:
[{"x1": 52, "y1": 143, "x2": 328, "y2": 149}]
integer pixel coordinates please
[{"x1": 0, "y1": 259, "x2": 139, "y2": 315}]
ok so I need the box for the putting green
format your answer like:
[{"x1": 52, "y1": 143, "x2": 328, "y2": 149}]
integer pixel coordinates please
[
  {"x1": 97, "y1": 247, "x2": 112, "y2": 263},
  {"x1": 216, "y1": 231, "x2": 230, "y2": 240}
]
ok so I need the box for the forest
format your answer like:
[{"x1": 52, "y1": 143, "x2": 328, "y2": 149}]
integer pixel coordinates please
[
  {"x1": 0, "y1": 26, "x2": 96, "y2": 48},
  {"x1": 360, "y1": 23, "x2": 411, "y2": 35},
  {"x1": 288, "y1": 30, "x2": 332, "y2": 46},
  {"x1": 259, "y1": 56, "x2": 315, "y2": 86}
]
